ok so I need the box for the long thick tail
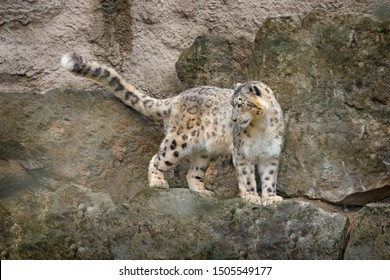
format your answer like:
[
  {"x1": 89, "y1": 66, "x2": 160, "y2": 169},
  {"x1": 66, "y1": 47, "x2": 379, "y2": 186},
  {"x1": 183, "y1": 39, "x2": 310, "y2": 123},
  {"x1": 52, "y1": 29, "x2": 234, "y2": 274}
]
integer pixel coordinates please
[{"x1": 61, "y1": 51, "x2": 171, "y2": 120}]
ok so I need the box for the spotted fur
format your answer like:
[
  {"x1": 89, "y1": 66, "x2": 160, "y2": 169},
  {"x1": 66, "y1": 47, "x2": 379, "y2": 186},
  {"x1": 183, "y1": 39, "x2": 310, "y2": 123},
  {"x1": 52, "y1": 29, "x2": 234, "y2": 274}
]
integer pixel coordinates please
[{"x1": 61, "y1": 51, "x2": 284, "y2": 205}]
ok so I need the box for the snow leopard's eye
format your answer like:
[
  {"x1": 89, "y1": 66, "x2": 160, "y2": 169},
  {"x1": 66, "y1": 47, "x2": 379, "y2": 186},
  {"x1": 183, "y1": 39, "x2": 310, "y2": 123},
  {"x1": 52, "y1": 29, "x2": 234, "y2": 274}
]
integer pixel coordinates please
[{"x1": 250, "y1": 85, "x2": 262, "y2": 97}]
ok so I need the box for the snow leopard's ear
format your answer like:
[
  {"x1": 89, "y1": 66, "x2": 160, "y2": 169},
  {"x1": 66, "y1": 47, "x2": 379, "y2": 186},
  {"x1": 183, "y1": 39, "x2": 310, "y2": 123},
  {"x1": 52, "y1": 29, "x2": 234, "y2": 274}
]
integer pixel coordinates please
[
  {"x1": 234, "y1": 83, "x2": 246, "y2": 95},
  {"x1": 249, "y1": 83, "x2": 262, "y2": 97},
  {"x1": 234, "y1": 83, "x2": 243, "y2": 90}
]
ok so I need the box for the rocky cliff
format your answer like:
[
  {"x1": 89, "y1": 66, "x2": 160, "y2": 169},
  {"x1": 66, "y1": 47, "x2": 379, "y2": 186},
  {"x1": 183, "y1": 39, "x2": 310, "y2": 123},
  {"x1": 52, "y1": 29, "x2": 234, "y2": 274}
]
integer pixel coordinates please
[
  {"x1": 177, "y1": 12, "x2": 390, "y2": 205},
  {"x1": 1, "y1": 0, "x2": 389, "y2": 259}
]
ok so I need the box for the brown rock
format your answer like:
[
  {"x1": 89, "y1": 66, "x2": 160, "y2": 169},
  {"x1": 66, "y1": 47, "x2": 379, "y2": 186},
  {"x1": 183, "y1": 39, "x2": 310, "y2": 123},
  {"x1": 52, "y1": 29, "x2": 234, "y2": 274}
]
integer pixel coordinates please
[
  {"x1": 0, "y1": 0, "x2": 382, "y2": 95},
  {"x1": 0, "y1": 90, "x2": 162, "y2": 203},
  {"x1": 249, "y1": 13, "x2": 390, "y2": 204},
  {"x1": 1, "y1": 0, "x2": 389, "y2": 260}
]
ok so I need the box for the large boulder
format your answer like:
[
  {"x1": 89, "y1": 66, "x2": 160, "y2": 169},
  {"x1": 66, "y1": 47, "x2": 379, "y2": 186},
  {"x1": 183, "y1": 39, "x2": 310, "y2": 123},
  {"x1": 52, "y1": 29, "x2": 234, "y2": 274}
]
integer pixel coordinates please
[
  {"x1": 250, "y1": 13, "x2": 389, "y2": 205},
  {"x1": 0, "y1": 187, "x2": 347, "y2": 259},
  {"x1": 0, "y1": 90, "x2": 162, "y2": 204},
  {"x1": 124, "y1": 189, "x2": 347, "y2": 259},
  {"x1": 176, "y1": 12, "x2": 390, "y2": 205},
  {"x1": 0, "y1": 184, "x2": 118, "y2": 259}
]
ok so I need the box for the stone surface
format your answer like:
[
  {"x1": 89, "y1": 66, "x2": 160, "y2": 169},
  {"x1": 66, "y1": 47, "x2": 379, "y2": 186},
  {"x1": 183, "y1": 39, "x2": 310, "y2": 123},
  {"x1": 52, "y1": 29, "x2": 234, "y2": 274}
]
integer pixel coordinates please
[
  {"x1": 249, "y1": 13, "x2": 390, "y2": 204},
  {"x1": 0, "y1": 0, "x2": 133, "y2": 94},
  {"x1": 0, "y1": 187, "x2": 348, "y2": 259},
  {"x1": 344, "y1": 203, "x2": 390, "y2": 259},
  {"x1": 0, "y1": 0, "x2": 384, "y2": 94},
  {"x1": 0, "y1": 90, "x2": 162, "y2": 204},
  {"x1": 1, "y1": 1, "x2": 390, "y2": 260},
  {"x1": 176, "y1": 34, "x2": 252, "y2": 88},
  {"x1": 124, "y1": 189, "x2": 347, "y2": 259},
  {"x1": 176, "y1": 12, "x2": 390, "y2": 205},
  {"x1": 0, "y1": 184, "x2": 118, "y2": 259}
]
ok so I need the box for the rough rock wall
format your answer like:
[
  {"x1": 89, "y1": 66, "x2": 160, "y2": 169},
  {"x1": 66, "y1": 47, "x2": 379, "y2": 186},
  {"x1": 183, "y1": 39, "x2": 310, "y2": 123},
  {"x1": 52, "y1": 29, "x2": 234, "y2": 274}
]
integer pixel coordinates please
[
  {"x1": 250, "y1": 13, "x2": 390, "y2": 204},
  {"x1": 1, "y1": 187, "x2": 389, "y2": 259},
  {"x1": 177, "y1": 13, "x2": 390, "y2": 205},
  {"x1": 0, "y1": 0, "x2": 132, "y2": 93},
  {"x1": 0, "y1": 90, "x2": 163, "y2": 202},
  {"x1": 0, "y1": 0, "x2": 385, "y2": 94},
  {"x1": 1, "y1": 0, "x2": 390, "y2": 259}
]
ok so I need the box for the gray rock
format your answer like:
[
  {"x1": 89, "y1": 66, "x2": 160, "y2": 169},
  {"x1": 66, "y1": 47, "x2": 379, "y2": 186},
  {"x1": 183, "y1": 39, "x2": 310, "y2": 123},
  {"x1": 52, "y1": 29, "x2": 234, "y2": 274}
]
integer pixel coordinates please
[
  {"x1": 0, "y1": 90, "x2": 162, "y2": 203},
  {"x1": 344, "y1": 203, "x2": 390, "y2": 259},
  {"x1": 176, "y1": 34, "x2": 252, "y2": 88},
  {"x1": 122, "y1": 189, "x2": 347, "y2": 259},
  {"x1": 249, "y1": 13, "x2": 390, "y2": 204},
  {"x1": 1, "y1": 1, "x2": 389, "y2": 260},
  {"x1": 176, "y1": 13, "x2": 390, "y2": 205},
  {"x1": 0, "y1": 184, "x2": 118, "y2": 259},
  {"x1": 0, "y1": 0, "x2": 381, "y2": 94},
  {"x1": 0, "y1": 187, "x2": 347, "y2": 259}
]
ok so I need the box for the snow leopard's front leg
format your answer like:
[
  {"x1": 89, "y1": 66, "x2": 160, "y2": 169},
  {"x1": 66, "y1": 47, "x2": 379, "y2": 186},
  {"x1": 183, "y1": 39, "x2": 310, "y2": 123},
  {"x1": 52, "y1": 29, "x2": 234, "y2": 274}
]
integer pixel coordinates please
[
  {"x1": 233, "y1": 152, "x2": 262, "y2": 205},
  {"x1": 258, "y1": 157, "x2": 283, "y2": 205}
]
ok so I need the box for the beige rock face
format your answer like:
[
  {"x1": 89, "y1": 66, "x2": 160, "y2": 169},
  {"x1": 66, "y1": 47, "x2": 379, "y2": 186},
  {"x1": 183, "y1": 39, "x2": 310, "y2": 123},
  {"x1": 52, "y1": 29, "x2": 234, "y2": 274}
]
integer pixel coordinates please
[
  {"x1": 0, "y1": 187, "x2": 349, "y2": 259},
  {"x1": 0, "y1": 90, "x2": 163, "y2": 203},
  {"x1": 1, "y1": 0, "x2": 389, "y2": 260},
  {"x1": 176, "y1": 13, "x2": 390, "y2": 205},
  {"x1": 0, "y1": 0, "x2": 383, "y2": 94},
  {"x1": 250, "y1": 13, "x2": 390, "y2": 205}
]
